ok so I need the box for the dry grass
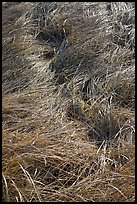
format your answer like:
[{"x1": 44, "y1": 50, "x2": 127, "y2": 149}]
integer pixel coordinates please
[{"x1": 2, "y1": 2, "x2": 135, "y2": 202}]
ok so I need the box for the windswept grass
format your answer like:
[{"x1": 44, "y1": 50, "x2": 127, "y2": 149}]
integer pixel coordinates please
[{"x1": 2, "y1": 2, "x2": 135, "y2": 202}]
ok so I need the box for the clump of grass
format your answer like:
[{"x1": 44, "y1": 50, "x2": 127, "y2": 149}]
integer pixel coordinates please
[{"x1": 2, "y1": 2, "x2": 135, "y2": 202}]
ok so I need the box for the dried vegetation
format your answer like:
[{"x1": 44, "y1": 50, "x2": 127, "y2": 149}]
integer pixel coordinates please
[{"x1": 2, "y1": 2, "x2": 135, "y2": 202}]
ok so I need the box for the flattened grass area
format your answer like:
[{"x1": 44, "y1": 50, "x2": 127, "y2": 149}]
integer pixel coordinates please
[{"x1": 2, "y1": 2, "x2": 135, "y2": 202}]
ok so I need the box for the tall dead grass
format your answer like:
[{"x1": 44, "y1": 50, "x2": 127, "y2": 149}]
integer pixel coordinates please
[{"x1": 2, "y1": 2, "x2": 135, "y2": 202}]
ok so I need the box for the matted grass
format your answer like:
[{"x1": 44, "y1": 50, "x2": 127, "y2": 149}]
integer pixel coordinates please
[{"x1": 2, "y1": 2, "x2": 135, "y2": 202}]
